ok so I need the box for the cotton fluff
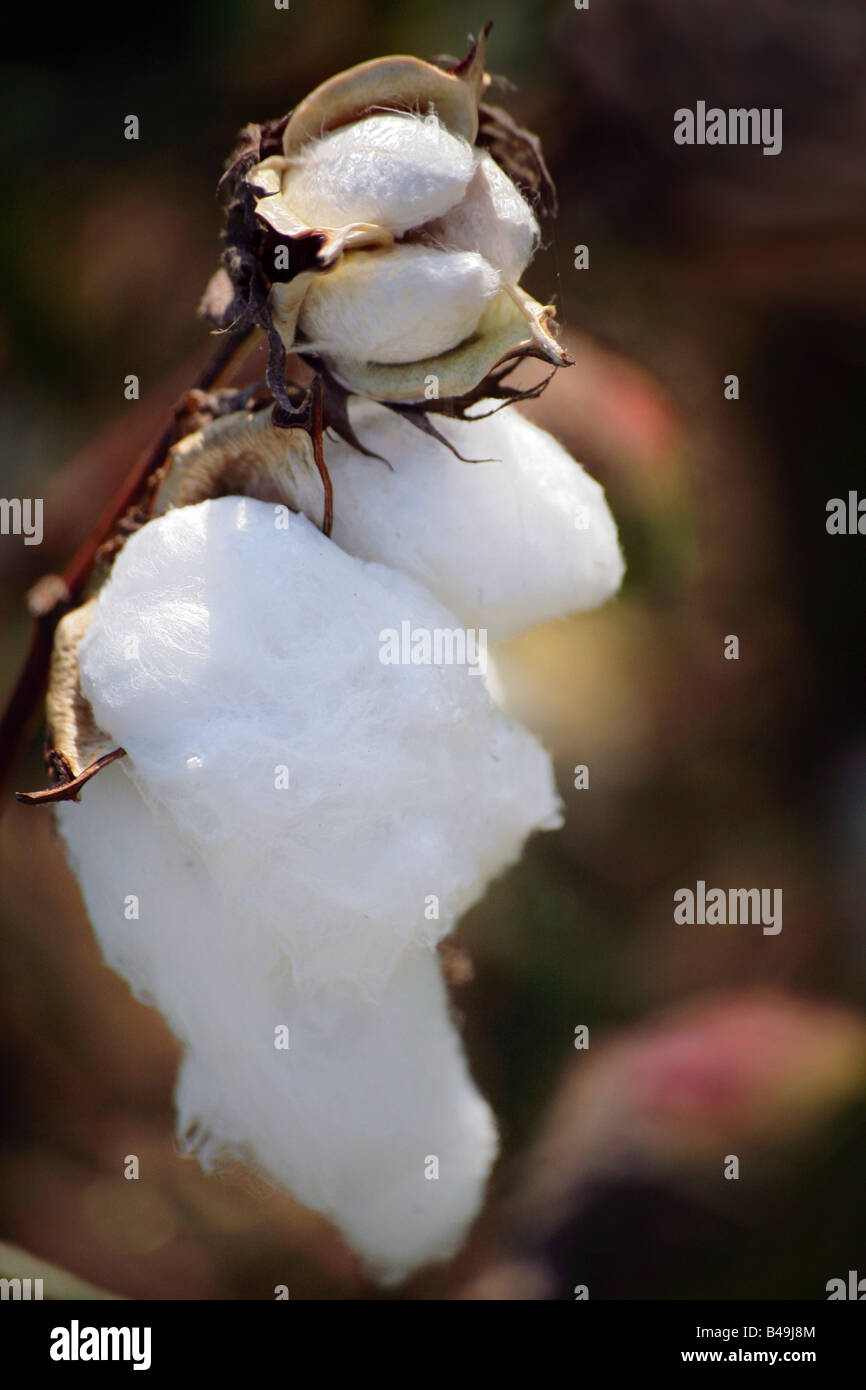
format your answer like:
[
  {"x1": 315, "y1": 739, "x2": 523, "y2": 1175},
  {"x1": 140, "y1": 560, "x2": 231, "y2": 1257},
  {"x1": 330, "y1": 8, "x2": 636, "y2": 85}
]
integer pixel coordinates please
[
  {"x1": 61, "y1": 764, "x2": 497, "y2": 1283},
  {"x1": 422, "y1": 151, "x2": 539, "y2": 282},
  {"x1": 298, "y1": 243, "x2": 500, "y2": 363},
  {"x1": 314, "y1": 401, "x2": 624, "y2": 641},
  {"x1": 68, "y1": 498, "x2": 560, "y2": 992},
  {"x1": 283, "y1": 113, "x2": 475, "y2": 236},
  {"x1": 57, "y1": 497, "x2": 562, "y2": 1279}
]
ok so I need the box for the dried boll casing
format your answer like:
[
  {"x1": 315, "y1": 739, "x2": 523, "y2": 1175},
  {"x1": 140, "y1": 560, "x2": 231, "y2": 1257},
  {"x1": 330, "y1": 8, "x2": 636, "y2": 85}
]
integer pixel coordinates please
[{"x1": 280, "y1": 42, "x2": 488, "y2": 152}]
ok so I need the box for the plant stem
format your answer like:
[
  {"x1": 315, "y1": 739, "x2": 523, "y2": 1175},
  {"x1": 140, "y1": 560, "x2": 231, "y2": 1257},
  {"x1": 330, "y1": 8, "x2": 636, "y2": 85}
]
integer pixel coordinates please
[{"x1": 0, "y1": 326, "x2": 255, "y2": 811}]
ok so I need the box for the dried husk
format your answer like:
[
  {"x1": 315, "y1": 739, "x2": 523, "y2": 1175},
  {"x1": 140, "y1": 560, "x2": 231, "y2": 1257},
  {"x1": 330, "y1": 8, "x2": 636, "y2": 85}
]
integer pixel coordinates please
[{"x1": 44, "y1": 601, "x2": 113, "y2": 781}]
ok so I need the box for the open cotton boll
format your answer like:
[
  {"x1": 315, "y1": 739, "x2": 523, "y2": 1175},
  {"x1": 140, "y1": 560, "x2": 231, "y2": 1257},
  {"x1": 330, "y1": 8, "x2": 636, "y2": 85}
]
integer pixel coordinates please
[
  {"x1": 316, "y1": 400, "x2": 625, "y2": 641},
  {"x1": 69, "y1": 497, "x2": 561, "y2": 997},
  {"x1": 283, "y1": 113, "x2": 475, "y2": 236},
  {"x1": 422, "y1": 151, "x2": 539, "y2": 282},
  {"x1": 59, "y1": 765, "x2": 497, "y2": 1283},
  {"x1": 297, "y1": 244, "x2": 500, "y2": 364},
  {"x1": 56, "y1": 496, "x2": 532, "y2": 1278}
]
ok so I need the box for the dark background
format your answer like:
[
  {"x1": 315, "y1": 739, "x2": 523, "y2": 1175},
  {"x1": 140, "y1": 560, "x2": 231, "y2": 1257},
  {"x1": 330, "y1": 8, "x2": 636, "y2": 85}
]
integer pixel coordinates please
[{"x1": 1, "y1": 0, "x2": 865, "y2": 1298}]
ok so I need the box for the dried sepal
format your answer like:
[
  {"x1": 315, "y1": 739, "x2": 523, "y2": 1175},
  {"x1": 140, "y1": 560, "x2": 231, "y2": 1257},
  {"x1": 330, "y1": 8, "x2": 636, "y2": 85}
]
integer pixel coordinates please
[
  {"x1": 16, "y1": 749, "x2": 127, "y2": 806},
  {"x1": 383, "y1": 352, "x2": 558, "y2": 425},
  {"x1": 199, "y1": 117, "x2": 289, "y2": 335},
  {"x1": 318, "y1": 346, "x2": 561, "y2": 461},
  {"x1": 155, "y1": 325, "x2": 564, "y2": 496}
]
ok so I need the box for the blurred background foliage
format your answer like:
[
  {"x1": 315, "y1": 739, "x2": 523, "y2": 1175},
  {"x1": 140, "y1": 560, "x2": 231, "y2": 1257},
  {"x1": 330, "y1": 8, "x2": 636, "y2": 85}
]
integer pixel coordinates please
[{"x1": 1, "y1": 0, "x2": 865, "y2": 1298}]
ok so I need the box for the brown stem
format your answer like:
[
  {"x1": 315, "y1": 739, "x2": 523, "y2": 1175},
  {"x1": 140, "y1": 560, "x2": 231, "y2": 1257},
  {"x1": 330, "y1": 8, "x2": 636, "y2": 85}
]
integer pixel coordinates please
[
  {"x1": 0, "y1": 326, "x2": 254, "y2": 811},
  {"x1": 309, "y1": 376, "x2": 334, "y2": 537},
  {"x1": 65, "y1": 327, "x2": 256, "y2": 594}
]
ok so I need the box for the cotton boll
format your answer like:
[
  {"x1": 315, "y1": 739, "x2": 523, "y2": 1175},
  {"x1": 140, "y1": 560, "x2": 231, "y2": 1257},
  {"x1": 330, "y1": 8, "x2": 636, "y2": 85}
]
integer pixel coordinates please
[
  {"x1": 422, "y1": 151, "x2": 539, "y2": 282},
  {"x1": 70, "y1": 497, "x2": 561, "y2": 998},
  {"x1": 297, "y1": 244, "x2": 500, "y2": 364},
  {"x1": 59, "y1": 765, "x2": 497, "y2": 1282},
  {"x1": 283, "y1": 113, "x2": 475, "y2": 236},
  {"x1": 56, "y1": 496, "x2": 558, "y2": 1277},
  {"x1": 318, "y1": 400, "x2": 625, "y2": 641}
]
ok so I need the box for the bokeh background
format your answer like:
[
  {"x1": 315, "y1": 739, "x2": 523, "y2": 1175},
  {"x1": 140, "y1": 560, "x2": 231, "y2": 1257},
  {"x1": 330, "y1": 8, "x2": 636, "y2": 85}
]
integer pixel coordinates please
[{"x1": 1, "y1": 0, "x2": 865, "y2": 1299}]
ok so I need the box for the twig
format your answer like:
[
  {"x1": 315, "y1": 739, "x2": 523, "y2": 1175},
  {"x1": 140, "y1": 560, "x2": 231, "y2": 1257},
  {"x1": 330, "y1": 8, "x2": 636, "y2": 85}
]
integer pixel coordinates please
[{"x1": 0, "y1": 326, "x2": 254, "y2": 812}]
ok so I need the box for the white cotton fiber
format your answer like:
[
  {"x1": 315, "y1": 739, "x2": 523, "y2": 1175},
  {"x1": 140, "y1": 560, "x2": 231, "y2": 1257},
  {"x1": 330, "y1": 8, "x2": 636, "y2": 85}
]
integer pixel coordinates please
[
  {"x1": 175, "y1": 947, "x2": 498, "y2": 1285},
  {"x1": 57, "y1": 497, "x2": 561, "y2": 1278},
  {"x1": 284, "y1": 113, "x2": 475, "y2": 237},
  {"x1": 297, "y1": 244, "x2": 500, "y2": 363},
  {"x1": 60, "y1": 761, "x2": 497, "y2": 1283},
  {"x1": 422, "y1": 151, "x2": 539, "y2": 282},
  {"x1": 314, "y1": 401, "x2": 624, "y2": 642},
  {"x1": 69, "y1": 498, "x2": 560, "y2": 994}
]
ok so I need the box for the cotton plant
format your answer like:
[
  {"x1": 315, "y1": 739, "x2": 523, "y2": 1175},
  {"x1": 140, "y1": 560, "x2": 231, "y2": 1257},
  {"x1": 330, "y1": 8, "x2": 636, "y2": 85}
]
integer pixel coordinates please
[{"x1": 20, "y1": 28, "x2": 624, "y2": 1284}]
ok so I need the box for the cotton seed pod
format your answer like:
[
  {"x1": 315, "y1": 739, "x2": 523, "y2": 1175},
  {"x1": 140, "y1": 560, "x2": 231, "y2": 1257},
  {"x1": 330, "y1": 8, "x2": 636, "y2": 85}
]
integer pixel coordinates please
[
  {"x1": 242, "y1": 30, "x2": 569, "y2": 403},
  {"x1": 297, "y1": 244, "x2": 501, "y2": 364},
  {"x1": 55, "y1": 497, "x2": 563, "y2": 1277},
  {"x1": 156, "y1": 401, "x2": 625, "y2": 642}
]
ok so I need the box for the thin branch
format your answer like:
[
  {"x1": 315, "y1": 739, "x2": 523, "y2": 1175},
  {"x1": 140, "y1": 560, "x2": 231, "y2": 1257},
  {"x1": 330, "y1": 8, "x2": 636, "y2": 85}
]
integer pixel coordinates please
[{"x1": 0, "y1": 326, "x2": 254, "y2": 810}]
